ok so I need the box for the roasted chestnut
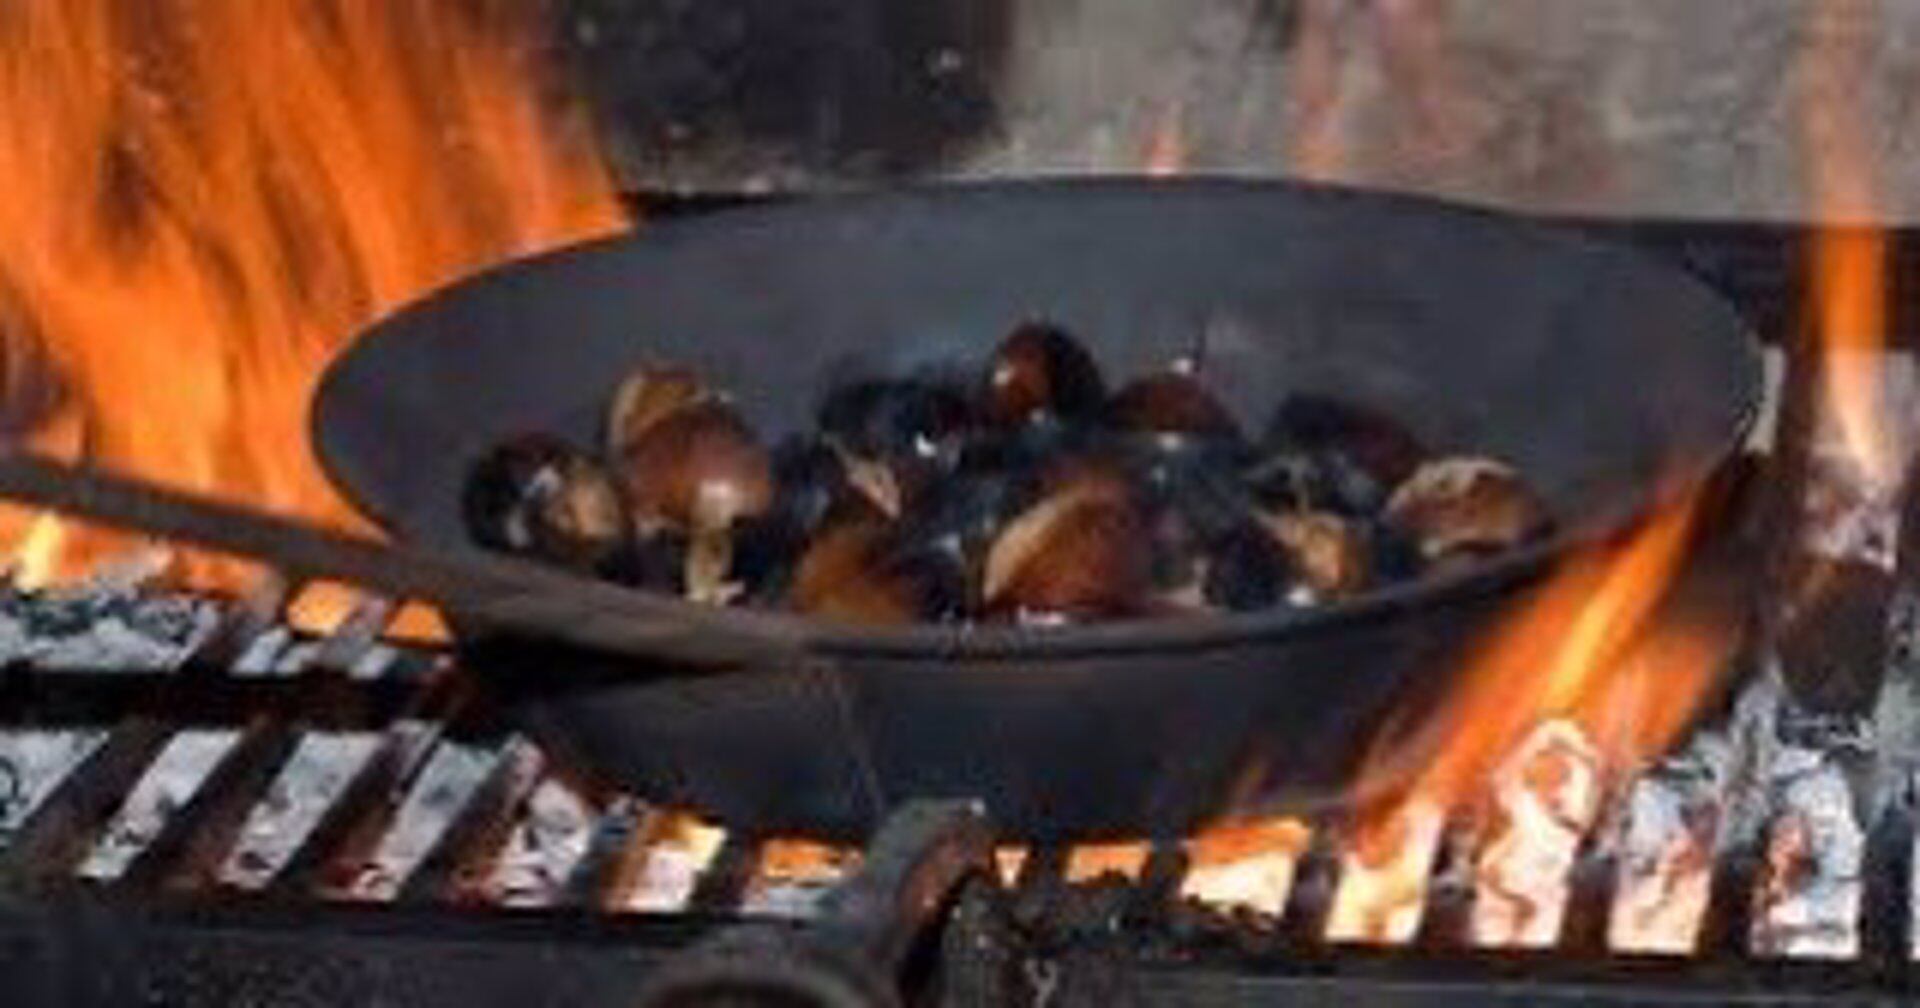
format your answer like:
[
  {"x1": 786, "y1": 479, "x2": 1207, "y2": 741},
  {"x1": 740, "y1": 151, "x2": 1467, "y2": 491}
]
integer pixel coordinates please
[
  {"x1": 1113, "y1": 360, "x2": 1244, "y2": 447},
  {"x1": 1264, "y1": 394, "x2": 1426, "y2": 488},
  {"x1": 788, "y1": 520, "x2": 967, "y2": 625},
  {"x1": 897, "y1": 463, "x2": 1041, "y2": 606},
  {"x1": 980, "y1": 321, "x2": 1106, "y2": 426},
  {"x1": 1261, "y1": 510, "x2": 1371, "y2": 602},
  {"x1": 613, "y1": 399, "x2": 775, "y2": 603},
  {"x1": 982, "y1": 479, "x2": 1149, "y2": 622},
  {"x1": 1383, "y1": 456, "x2": 1547, "y2": 563},
  {"x1": 463, "y1": 434, "x2": 626, "y2": 571},
  {"x1": 732, "y1": 436, "x2": 895, "y2": 599},
  {"x1": 818, "y1": 376, "x2": 975, "y2": 479},
  {"x1": 1200, "y1": 522, "x2": 1297, "y2": 612},
  {"x1": 605, "y1": 365, "x2": 708, "y2": 460}
]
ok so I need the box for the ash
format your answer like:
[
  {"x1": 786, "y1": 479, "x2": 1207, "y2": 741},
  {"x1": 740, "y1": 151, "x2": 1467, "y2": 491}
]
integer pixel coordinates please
[
  {"x1": 0, "y1": 584, "x2": 218, "y2": 671},
  {"x1": 1750, "y1": 751, "x2": 1864, "y2": 959},
  {"x1": 78, "y1": 729, "x2": 242, "y2": 881},
  {"x1": 217, "y1": 731, "x2": 383, "y2": 890},
  {"x1": 0, "y1": 728, "x2": 107, "y2": 839},
  {"x1": 334, "y1": 740, "x2": 499, "y2": 902},
  {"x1": 484, "y1": 777, "x2": 595, "y2": 907}
]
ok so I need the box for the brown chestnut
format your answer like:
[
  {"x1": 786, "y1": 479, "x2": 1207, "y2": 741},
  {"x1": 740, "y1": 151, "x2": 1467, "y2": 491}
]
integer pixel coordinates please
[
  {"x1": 1261, "y1": 510, "x2": 1371, "y2": 602},
  {"x1": 614, "y1": 399, "x2": 775, "y2": 603},
  {"x1": 980, "y1": 321, "x2": 1107, "y2": 426},
  {"x1": 982, "y1": 479, "x2": 1149, "y2": 622},
  {"x1": 788, "y1": 520, "x2": 966, "y2": 625},
  {"x1": 1106, "y1": 366, "x2": 1244, "y2": 453},
  {"x1": 1383, "y1": 457, "x2": 1546, "y2": 562},
  {"x1": 463, "y1": 434, "x2": 626, "y2": 571},
  {"x1": 606, "y1": 365, "x2": 708, "y2": 460}
]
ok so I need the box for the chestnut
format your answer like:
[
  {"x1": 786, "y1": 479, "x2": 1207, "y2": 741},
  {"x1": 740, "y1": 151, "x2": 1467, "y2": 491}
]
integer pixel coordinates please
[
  {"x1": 731, "y1": 436, "x2": 895, "y2": 599},
  {"x1": 613, "y1": 399, "x2": 775, "y2": 604},
  {"x1": 788, "y1": 520, "x2": 966, "y2": 625},
  {"x1": 1261, "y1": 510, "x2": 1371, "y2": 602},
  {"x1": 1106, "y1": 366, "x2": 1243, "y2": 449},
  {"x1": 982, "y1": 479, "x2": 1150, "y2": 622},
  {"x1": 1264, "y1": 393, "x2": 1426, "y2": 489},
  {"x1": 897, "y1": 463, "x2": 1041, "y2": 606},
  {"x1": 1383, "y1": 456, "x2": 1547, "y2": 562},
  {"x1": 605, "y1": 365, "x2": 708, "y2": 460},
  {"x1": 1200, "y1": 521, "x2": 1297, "y2": 612},
  {"x1": 980, "y1": 321, "x2": 1106, "y2": 426},
  {"x1": 463, "y1": 434, "x2": 626, "y2": 571},
  {"x1": 818, "y1": 376, "x2": 975, "y2": 486}
]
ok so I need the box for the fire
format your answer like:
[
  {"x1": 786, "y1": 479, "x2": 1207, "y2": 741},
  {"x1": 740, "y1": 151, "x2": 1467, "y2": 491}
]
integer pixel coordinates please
[
  {"x1": 1800, "y1": 0, "x2": 1900, "y2": 490},
  {"x1": 0, "y1": 1, "x2": 624, "y2": 614},
  {"x1": 1325, "y1": 488, "x2": 1734, "y2": 942},
  {"x1": 1143, "y1": 103, "x2": 1186, "y2": 177}
]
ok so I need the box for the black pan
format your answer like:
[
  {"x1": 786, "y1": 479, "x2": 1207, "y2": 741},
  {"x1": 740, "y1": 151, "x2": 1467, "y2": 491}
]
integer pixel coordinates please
[{"x1": 313, "y1": 178, "x2": 1760, "y2": 841}]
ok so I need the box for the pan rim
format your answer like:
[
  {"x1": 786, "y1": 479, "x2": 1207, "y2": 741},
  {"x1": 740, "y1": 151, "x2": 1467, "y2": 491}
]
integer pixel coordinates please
[{"x1": 313, "y1": 174, "x2": 1764, "y2": 664}]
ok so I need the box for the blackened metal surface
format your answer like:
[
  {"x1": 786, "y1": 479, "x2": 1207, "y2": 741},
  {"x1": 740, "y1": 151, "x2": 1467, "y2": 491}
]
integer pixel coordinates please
[{"x1": 315, "y1": 179, "x2": 1759, "y2": 840}]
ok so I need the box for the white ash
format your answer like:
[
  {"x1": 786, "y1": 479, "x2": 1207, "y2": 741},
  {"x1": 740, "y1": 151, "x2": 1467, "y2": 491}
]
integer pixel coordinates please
[
  {"x1": 229, "y1": 627, "x2": 295, "y2": 677},
  {"x1": 1471, "y1": 720, "x2": 1604, "y2": 949},
  {"x1": 1608, "y1": 773, "x2": 1719, "y2": 955},
  {"x1": 77, "y1": 729, "x2": 242, "y2": 882},
  {"x1": 1324, "y1": 797, "x2": 1446, "y2": 945},
  {"x1": 483, "y1": 776, "x2": 596, "y2": 908},
  {"x1": 216, "y1": 730, "x2": 383, "y2": 891},
  {"x1": 0, "y1": 728, "x2": 108, "y2": 842},
  {"x1": 346, "y1": 643, "x2": 402, "y2": 681},
  {"x1": 621, "y1": 816, "x2": 728, "y2": 914},
  {"x1": 0, "y1": 587, "x2": 218, "y2": 672},
  {"x1": 330, "y1": 740, "x2": 501, "y2": 902},
  {"x1": 271, "y1": 640, "x2": 323, "y2": 677},
  {"x1": 1750, "y1": 754, "x2": 1864, "y2": 959},
  {"x1": 1908, "y1": 768, "x2": 1920, "y2": 961}
]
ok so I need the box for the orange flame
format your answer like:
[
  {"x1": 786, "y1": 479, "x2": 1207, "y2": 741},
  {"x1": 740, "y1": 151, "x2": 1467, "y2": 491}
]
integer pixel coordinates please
[
  {"x1": 1143, "y1": 103, "x2": 1186, "y2": 177},
  {"x1": 1382, "y1": 490, "x2": 1729, "y2": 816},
  {"x1": 0, "y1": 1, "x2": 624, "y2": 605},
  {"x1": 1799, "y1": 2, "x2": 1899, "y2": 489}
]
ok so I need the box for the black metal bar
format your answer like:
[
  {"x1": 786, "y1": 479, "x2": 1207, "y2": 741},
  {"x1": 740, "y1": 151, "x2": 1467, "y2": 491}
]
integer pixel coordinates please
[
  {"x1": 686, "y1": 830, "x2": 761, "y2": 915},
  {"x1": 398, "y1": 735, "x2": 542, "y2": 906},
  {"x1": 119, "y1": 722, "x2": 297, "y2": 893}
]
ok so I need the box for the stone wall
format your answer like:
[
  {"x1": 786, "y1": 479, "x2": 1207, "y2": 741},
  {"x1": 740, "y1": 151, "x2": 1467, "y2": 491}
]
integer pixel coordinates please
[{"x1": 565, "y1": 0, "x2": 1920, "y2": 221}]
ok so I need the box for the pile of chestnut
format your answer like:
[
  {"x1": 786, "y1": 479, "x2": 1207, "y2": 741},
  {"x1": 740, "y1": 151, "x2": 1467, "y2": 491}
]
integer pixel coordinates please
[{"x1": 464, "y1": 323, "x2": 1548, "y2": 626}]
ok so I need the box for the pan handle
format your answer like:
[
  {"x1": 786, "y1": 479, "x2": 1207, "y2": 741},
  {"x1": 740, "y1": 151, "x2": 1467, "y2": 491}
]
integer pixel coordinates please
[{"x1": 0, "y1": 452, "x2": 810, "y2": 670}]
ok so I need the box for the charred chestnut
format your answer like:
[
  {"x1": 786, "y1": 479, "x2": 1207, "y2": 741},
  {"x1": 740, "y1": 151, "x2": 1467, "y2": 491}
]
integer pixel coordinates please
[
  {"x1": 463, "y1": 434, "x2": 626, "y2": 571},
  {"x1": 818, "y1": 377, "x2": 975, "y2": 481},
  {"x1": 1383, "y1": 456, "x2": 1547, "y2": 563},
  {"x1": 788, "y1": 520, "x2": 967, "y2": 625},
  {"x1": 980, "y1": 321, "x2": 1107, "y2": 426},
  {"x1": 1264, "y1": 394, "x2": 1426, "y2": 489},
  {"x1": 612, "y1": 399, "x2": 775, "y2": 604},
  {"x1": 982, "y1": 479, "x2": 1150, "y2": 622}
]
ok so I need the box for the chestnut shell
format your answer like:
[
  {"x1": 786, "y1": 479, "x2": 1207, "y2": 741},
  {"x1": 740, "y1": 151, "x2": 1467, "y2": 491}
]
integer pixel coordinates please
[
  {"x1": 463, "y1": 433, "x2": 626, "y2": 570},
  {"x1": 980, "y1": 321, "x2": 1107, "y2": 426},
  {"x1": 614, "y1": 399, "x2": 775, "y2": 534}
]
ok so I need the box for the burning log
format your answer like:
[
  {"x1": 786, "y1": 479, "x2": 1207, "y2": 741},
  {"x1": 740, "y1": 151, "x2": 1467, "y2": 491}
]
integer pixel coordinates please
[
  {"x1": 1750, "y1": 750, "x2": 1864, "y2": 959},
  {"x1": 1324, "y1": 797, "x2": 1445, "y2": 944},
  {"x1": 1469, "y1": 719, "x2": 1604, "y2": 948}
]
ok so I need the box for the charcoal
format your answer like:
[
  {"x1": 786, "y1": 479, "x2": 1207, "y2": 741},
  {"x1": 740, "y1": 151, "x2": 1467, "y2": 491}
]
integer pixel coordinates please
[{"x1": 0, "y1": 586, "x2": 218, "y2": 672}]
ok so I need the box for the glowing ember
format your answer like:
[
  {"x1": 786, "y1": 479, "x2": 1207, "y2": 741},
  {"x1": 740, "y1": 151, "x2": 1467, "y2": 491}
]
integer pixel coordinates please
[
  {"x1": 0, "y1": 1, "x2": 624, "y2": 596},
  {"x1": 1324, "y1": 797, "x2": 1444, "y2": 944},
  {"x1": 1469, "y1": 719, "x2": 1601, "y2": 948},
  {"x1": 1065, "y1": 840, "x2": 1152, "y2": 882},
  {"x1": 1180, "y1": 818, "x2": 1311, "y2": 917}
]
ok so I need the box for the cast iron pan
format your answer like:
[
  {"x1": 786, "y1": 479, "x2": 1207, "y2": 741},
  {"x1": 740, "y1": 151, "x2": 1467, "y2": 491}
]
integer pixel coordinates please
[{"x1": 314, "y1": 178, "x2": 1760, "y2": 841}]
